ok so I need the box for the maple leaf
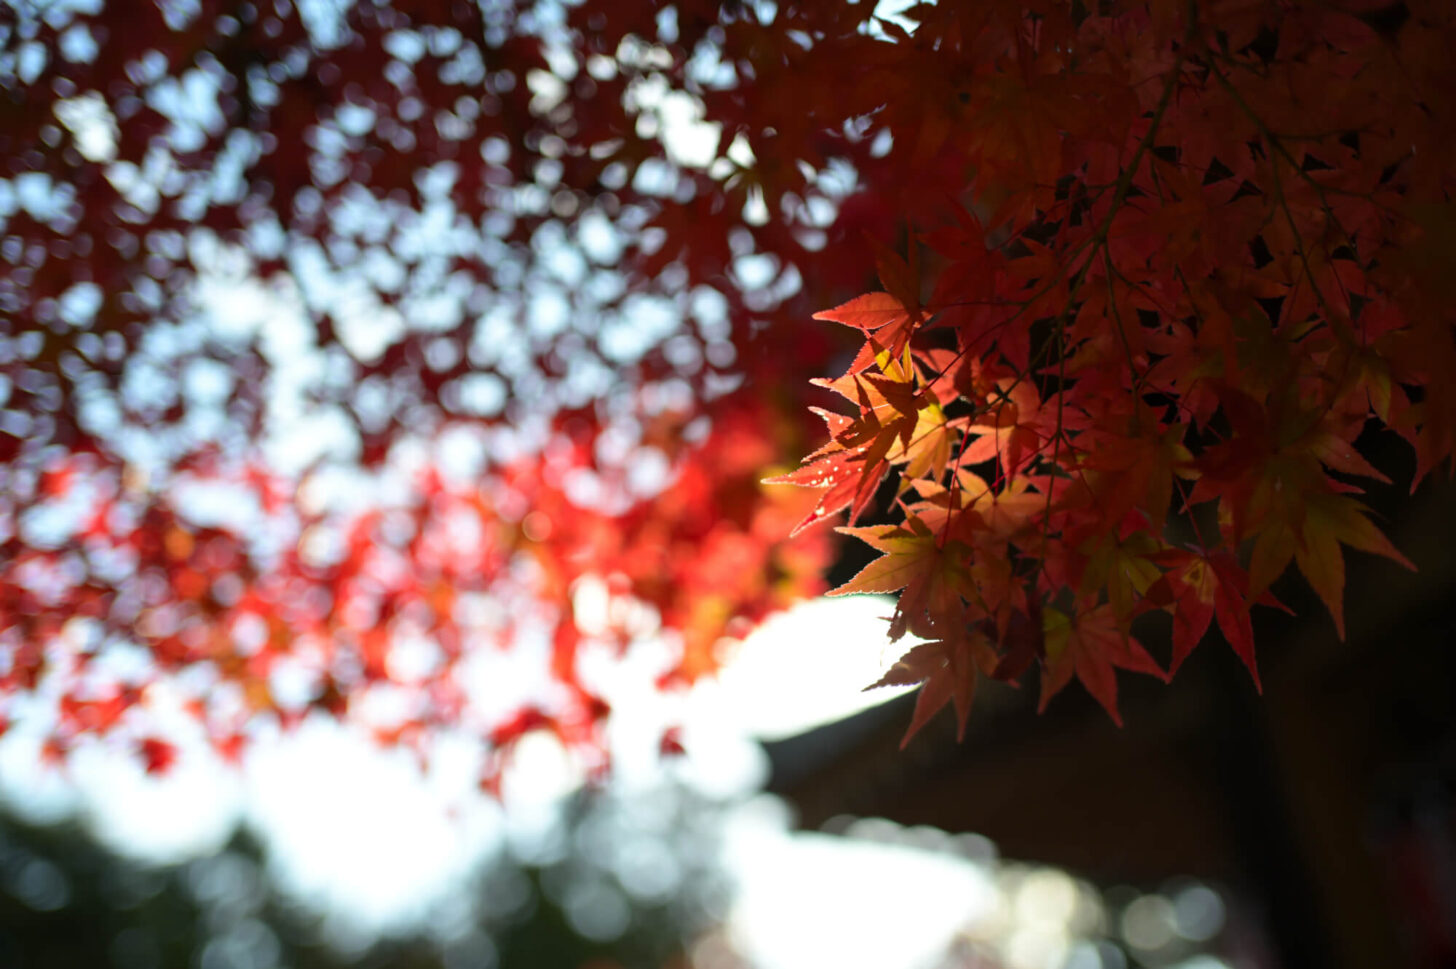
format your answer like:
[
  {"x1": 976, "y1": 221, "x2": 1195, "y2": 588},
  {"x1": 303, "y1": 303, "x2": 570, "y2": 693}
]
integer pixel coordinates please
[
  {"x1": 900, "y1": 658, "x2": 972, "y2": 750},
  {"x1": 1079, "y1": 529, "x2": 1164, "y2": 622},
  {"x1": 1075, "y1": 423, "x2": 1196, "y2": 533},
  {"x1": 961, "y1": 379, "x2": 1058, "y2": 477},
  {"x1": 812, "y1": 292, "x2": 911, "y2": 333},
  {"x1": 1039, "y1": 605, "x2": 1168, "y2": 726},
  {"x1": 1292, "y1": 492, "x2": 1416, "y2": 639},
  {"x1": 830, "y1": 518, "x2": 941, "y2": 600},
  {"x1": 770, "y1": 350, "x2": 932, "y2": 533},
  {"x1": 867, "y1": 633, "x2": 997, "y2": 748},
  {"x1": 868, "y1": 236, "x2": 924, "y2": 321},
  {"x1": 895, "y1": 400, "x2": 958, "y2": 486},
  {"x1": 1143, "y1": 549, "x2": 1276, "y2": 689},
  {"x1": 816, "y1": 287, "x2": 925, "y2": 364},
  {"x1": 764, "y1": 445, "x2": 881, "y2": 535},
  {"x1": 831, "y1": 515, "x2": 975, "y2": 641}
]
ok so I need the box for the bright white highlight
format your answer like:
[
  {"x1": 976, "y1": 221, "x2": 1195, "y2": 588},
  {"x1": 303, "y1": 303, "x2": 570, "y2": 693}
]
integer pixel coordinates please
[
  {"x1": 721, "y1": 797, "x2": 997, "y2": 969},
  {"x1": 706, "y1": 594, "x2": 919, "y2": 741},
  {"x1": 54, "y1": 91, "x2": 118, "y2": 162},
  {"x1": 245, "y1": 721, "x2": 504, "y2": 937}
]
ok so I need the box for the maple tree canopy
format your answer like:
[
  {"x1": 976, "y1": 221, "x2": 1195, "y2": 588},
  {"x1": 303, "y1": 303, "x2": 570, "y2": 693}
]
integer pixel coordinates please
[{"x1": 1, "y1": 0, "x2": 1452, "y2": 778}]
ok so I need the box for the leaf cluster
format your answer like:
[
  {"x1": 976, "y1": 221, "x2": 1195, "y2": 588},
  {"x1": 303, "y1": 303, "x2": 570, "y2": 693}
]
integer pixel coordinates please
[{"x1": 772, "y1": 0, "x2": 1449, "y2": 743}]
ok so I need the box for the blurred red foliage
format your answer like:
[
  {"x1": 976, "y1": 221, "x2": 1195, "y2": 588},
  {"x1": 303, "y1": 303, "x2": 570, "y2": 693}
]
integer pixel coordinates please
[{"x1": 0, "y1": 0, "x2": 856, "y2": 782}]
